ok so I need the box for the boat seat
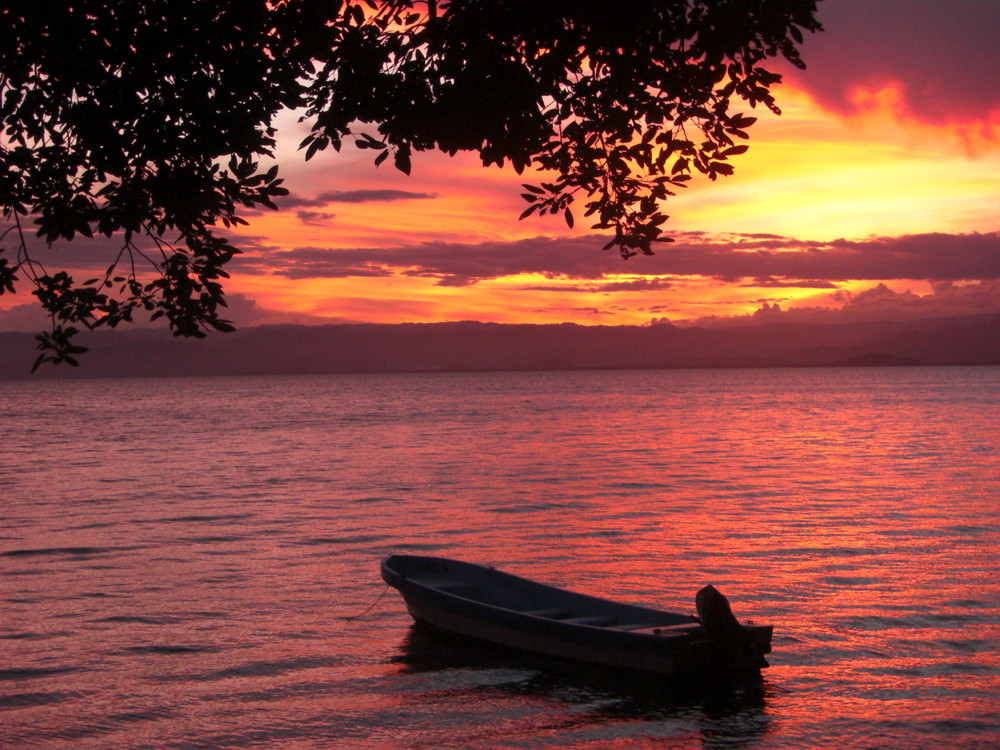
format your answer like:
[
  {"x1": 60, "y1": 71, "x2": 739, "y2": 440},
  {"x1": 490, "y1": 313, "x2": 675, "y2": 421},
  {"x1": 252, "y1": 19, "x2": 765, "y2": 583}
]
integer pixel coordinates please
[
  {"x1": 609, "y1": 623, "x2": 669, "y2": 631},
  {"x1": 521, "y1": 607, "x2": 570, "y2": 618},
  {"x1": 614, "y1": 622, "x2": 702, "y2": 635},
  {"x1": 559, "y1": 615, "x2": 617, "y2": 626},
  {"x1": 657, "y1": 622, "x2": 703, "y2": 632}
]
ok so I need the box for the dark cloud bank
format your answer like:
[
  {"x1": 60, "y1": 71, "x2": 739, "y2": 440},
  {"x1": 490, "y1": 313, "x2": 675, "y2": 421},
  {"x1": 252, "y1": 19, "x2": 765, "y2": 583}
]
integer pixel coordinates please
[
  {"x1": 3, "y1": 230, "x2": 997, "y2": 334},
  {"x1": 789, "y1": 0, "x2": 1000, "y2": 126},
  {"x1": 278, "y1": 189, "x2": 439, "y2": 209},
  {"x1": 233, "y1": 231, "x2": 1000, "y2": 287}
]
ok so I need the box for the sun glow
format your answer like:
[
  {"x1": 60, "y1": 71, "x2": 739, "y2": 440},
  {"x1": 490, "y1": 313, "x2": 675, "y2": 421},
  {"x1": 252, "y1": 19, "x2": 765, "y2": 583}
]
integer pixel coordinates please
[
  {"x1": 670, "y1": 84, "x2": 1000, "y2": 238},
  {"x1": 212, "y1": 83, "x2": 1000, "y2": 326}
]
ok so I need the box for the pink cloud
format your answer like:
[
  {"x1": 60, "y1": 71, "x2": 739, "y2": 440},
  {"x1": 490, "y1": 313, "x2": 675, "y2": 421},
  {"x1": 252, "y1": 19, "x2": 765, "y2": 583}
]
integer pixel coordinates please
[
  {"x1": 518, "y1": 277, "x2": 678, "y2": 293},
  {"x1": 682, "y1": 280, "x2": 1000, "y2": 327},
  {"x1": 0, "y1": 293, "x2": 335, "y2": 332},
  {"x1": 0, "y1": 301, "x2": 50, "y2": 332}
]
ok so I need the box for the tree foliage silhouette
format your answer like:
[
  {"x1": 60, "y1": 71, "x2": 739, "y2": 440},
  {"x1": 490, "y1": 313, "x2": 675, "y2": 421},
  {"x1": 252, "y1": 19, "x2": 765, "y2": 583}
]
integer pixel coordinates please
[{"x1": 1, "y1": 0, "x2": 821, "y2": 368}]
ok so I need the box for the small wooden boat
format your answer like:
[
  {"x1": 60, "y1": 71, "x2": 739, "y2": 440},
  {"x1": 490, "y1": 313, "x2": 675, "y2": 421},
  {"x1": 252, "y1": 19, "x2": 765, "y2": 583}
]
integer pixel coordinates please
[{"x1": 381, "y1": 555, "x2": 773, "y2": 678}]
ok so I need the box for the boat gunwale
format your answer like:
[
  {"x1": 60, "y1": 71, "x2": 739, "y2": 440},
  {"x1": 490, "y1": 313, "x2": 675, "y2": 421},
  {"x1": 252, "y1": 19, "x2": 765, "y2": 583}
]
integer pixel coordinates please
[
  {"x1": 379, "y1": 555, "x2": 767, "y2": 651},
  {"x1": 382, "y1": 554, "x2": 696, "y2": 619}
]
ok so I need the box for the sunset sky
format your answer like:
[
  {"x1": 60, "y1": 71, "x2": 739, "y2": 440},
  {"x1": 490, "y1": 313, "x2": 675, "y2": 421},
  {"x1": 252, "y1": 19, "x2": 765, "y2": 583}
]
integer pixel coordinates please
[{"x1": 1, "y1": 0, "x2": 998, "y2": 332}]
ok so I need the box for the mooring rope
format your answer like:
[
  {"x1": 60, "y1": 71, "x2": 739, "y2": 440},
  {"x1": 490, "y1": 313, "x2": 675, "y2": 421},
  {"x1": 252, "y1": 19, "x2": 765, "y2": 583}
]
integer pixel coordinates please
[{"x1": 344, "y1": 582, "x2": 391, "y2": 620}]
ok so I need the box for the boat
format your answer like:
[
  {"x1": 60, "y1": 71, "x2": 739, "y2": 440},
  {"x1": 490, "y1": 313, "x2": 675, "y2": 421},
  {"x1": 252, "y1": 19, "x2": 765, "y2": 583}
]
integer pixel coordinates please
[{"x1": 380, "y1": 554, "x2": 773, "y2": 678}]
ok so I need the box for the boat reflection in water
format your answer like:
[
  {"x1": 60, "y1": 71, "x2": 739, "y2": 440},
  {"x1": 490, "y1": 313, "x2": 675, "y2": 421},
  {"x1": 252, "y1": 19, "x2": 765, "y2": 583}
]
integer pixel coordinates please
[{"x1": 394, "y1": 622, "x2": 773, "y2": 746}]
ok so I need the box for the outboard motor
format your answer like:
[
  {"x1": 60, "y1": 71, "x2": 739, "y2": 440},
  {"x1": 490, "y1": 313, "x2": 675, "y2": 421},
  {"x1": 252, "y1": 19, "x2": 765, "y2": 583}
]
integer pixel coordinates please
[{"x1": 696, "y1": 585, "x2": 766, "y2": 669}]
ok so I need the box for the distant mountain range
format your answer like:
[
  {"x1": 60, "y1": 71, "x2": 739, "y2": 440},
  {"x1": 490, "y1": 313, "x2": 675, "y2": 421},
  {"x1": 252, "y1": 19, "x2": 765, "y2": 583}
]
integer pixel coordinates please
[{"x1": 2, "y1": 313, "x2": 997, "y2": 380}]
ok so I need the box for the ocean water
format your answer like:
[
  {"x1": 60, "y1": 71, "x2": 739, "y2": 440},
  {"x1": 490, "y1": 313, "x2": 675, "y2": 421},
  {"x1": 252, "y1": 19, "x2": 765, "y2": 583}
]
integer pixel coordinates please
[{"x1": 1, "y1": 366, "x2": 998, "y2": 749}]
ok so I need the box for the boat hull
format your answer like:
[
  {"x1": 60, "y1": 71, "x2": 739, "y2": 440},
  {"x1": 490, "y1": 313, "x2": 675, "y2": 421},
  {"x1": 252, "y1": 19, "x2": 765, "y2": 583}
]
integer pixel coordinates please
[{"x1": 381, "y1": 555, "x2": 772, "y2": 678}]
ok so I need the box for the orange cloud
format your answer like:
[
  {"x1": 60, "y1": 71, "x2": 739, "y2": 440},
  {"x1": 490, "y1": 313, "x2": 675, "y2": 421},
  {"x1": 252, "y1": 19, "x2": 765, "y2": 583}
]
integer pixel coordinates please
[
  {"x1": 7, "y1": 4, "x2": 999, "y2": 333},
  {"x1": 786, "y1": 0, "x2": 1000, "y2": 129}
]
